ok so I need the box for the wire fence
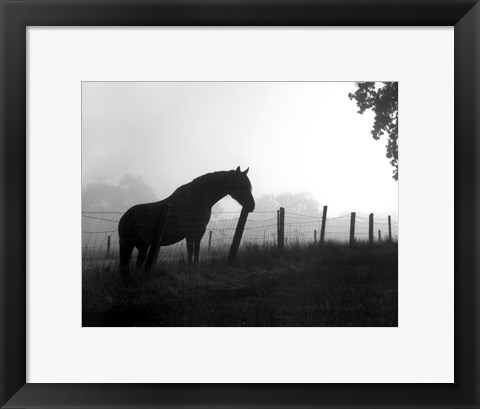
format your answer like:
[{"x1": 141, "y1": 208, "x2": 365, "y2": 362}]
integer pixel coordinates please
[{"x1": 82, "y1": 209, "x2": 398, "y2": 265}]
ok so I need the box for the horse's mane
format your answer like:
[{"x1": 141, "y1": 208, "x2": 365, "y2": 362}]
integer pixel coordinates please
[{"x1": 188, "y1": 170, "x2": 251, "y2": 191}]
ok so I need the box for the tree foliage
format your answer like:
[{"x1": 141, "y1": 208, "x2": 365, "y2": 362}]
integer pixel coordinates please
[
  {"x1": 82, "y1": 174, "x2": 157, "y2": 213},
  {"x1": 254, "y1": 192, "x2": 320, "y2": 215},
  {"x1": 348, "y1": 82, "x2": 398, "y2": 181},
  {"x1": 82, "y1": 175, "x2": 157, "y2": 232}
]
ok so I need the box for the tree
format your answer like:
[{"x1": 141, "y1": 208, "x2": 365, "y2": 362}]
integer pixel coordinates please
[
  {"x1": 82, "y1": 175, "x2": 157, "y2": 232},
  {"x1": 348, "y1": 82, "x2": 398, "y2": 181},
  {"x1": 276, "y1": 192, "x2": 320, "y2": 215},
  {"x1": 118, "y1": 174, "x2": 158, "y2": 209},
  {"x1": 253, "y1": 194, "x2": 278, "y2": 213},
  {"x1": 82, "y1": 174, "x2": 157, "y2": 213},
  {"x1": 254, "y1": 192, "x2": 320, "y2": 216}
]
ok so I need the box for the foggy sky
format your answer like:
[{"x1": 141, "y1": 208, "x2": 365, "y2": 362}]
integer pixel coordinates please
[{"x1": 82, "y1": 82, "x2": 398, "y2": 218}]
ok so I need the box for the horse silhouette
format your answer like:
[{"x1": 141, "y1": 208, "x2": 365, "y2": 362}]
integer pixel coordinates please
[{"x1": 118, "y1": 167, "x2": 255, "y2": 280}]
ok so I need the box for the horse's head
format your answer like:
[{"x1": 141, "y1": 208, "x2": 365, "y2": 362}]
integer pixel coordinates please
[{"x1": 229, "y1": 166, "x2": 255, "y2": 213}]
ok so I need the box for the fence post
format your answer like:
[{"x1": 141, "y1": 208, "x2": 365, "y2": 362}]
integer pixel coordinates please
[
  {"x1": 314, "y1": 230, "x2": 317, "y2": 245},
  {"x1": 107, "y1": 235, "x2": 111, "y2": 257},
  {"x1": 228, "y1": 208, "x2": 250, "y2": 262},
  {"x1": 208, "y1": 230, "x2": 212, "y2": 252},
  {"x1": 278, "y1": 207, "x2": 285, "y2": 250},
  {"x1": 349, "y1": 212, "x2": 356, "y2": 247},
  {"x1": 378, "y1": 230, "x2": 381, "y2": 242},
  {"x1": 388, "y1": 215, "x2": 392, "y2": 241},
  {"x1": 277, "y1": 209, "x2": 280, "y2": 246},
  {"x1": 369, "y1": 213, "x2": 374, "y2": 245},
  {"x1": 320, "y1": 205, "x2": 327, "y2": 245},
  {"x1": 144, "y1": 204, "x2": 171, "y2": 275}
]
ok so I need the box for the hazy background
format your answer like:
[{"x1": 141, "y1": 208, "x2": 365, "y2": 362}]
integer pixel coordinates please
[{"x1": 82, "y1": 82, "x2": 398, "y2": 219}]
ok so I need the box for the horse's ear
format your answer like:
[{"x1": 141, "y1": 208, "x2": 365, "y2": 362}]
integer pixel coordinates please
[
  {"x1": 236, "y1": 166, "x2": 241, "y2": 172},
  {"x1": 243, "y1": 167, "x2": 249, "y2": 175}
]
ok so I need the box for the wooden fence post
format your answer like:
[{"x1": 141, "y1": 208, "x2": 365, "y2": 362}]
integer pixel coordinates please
[
  {"x1": 278, "y1": 207, "x2": 285, "y2": 250},
  {"x1": 208, "y1": 230, "x2": 212, "y2": 252},
  {"x1": 106, "y1": 235, "x2": 111, "y2": 257},
  {"x1": 369, "y1": 213, "x2": 374, "y2": 245},
  {"x1": 349, "y1": 212, "x2": 356, "y2": 247},
  {"x1": 388, "y1": 215, "x2": 392, "y2": 241},
  {"x1": 277, "y1": 210, "x2": 280, "y2": 244},
  {"x1": 144, "y1": 204, "x2": 171, "y2": 275},
  {"x1": 314, "y1": 229, "x2": 317, "y2": 245},
  {"x1": 378, "y1": 230, "x2": 381, "y2": 242},
  {"x1": 320, "y1": 205, "x2": 327, "y2": 245},
  {"x1": 228, "y1": 208, "x2": 250, "y2": 262}
]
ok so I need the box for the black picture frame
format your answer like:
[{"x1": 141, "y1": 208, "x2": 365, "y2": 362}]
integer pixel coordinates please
[{"x1": 1, "y1": 1, "x2": 479, "y2": 408}]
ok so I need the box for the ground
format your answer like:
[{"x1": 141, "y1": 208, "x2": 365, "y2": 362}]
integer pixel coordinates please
[{"x1": 82, "y1": 241, "x2": 398, "y2": 327}]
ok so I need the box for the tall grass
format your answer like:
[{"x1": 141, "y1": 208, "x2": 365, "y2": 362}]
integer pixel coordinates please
[{"x1": 83, "y1": 240, "x2": 398, "y2": 327}]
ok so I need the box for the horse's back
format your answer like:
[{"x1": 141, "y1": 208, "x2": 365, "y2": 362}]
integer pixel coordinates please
[{"x1": 119, "y1": 182, "x2": 213, "y2": 247}]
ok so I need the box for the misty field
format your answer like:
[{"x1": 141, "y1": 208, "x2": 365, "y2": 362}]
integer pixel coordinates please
[{"x1": 82, "y1": 241, "x2": 397, "y2": 327}]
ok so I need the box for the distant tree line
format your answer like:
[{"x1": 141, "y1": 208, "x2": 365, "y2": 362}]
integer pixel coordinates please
[
  {"x1": 253, "y1": 192, "x2": 321, "y2": 215},
  {"x1": 82, "y1": 175, "x2": 323, "y2": 232},
  {"x1": 82, "y1": 175, "x2": 157, "y2": 232}
]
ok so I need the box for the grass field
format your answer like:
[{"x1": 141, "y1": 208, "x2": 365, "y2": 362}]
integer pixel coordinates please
[{"x1": 82, "y1": 241, "x2": 398, "y2": 327}]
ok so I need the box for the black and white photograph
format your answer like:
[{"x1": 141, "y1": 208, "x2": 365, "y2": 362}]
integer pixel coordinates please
[{"x1": 82, "y1": 81, "x2": 398, "y2": 327}]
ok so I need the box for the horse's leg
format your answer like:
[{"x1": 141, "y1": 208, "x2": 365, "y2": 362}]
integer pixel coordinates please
[
  {"x1": 135, "y1": 242, "x2": 149, "y2": 270},
  {"x1": 119, "y1": 239, "x2": 135, "y2": 284},
  {"x1": 193, "y1": 236, "x2": 203, "y2": 265},
  {"x1": 186, "y1": 237, "x2": 194, "y2": 264}
]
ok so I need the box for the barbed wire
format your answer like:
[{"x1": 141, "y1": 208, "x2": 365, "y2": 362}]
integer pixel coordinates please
[
  {"x1": 82, "y1": 215, "x2": 120, "y2": 223},
  {"x1": 82, "y1": 209, "x2": 399, "y2": 264},
  {"x1": 82, "y1": 210, "x2": 397, "y2": 222}
]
